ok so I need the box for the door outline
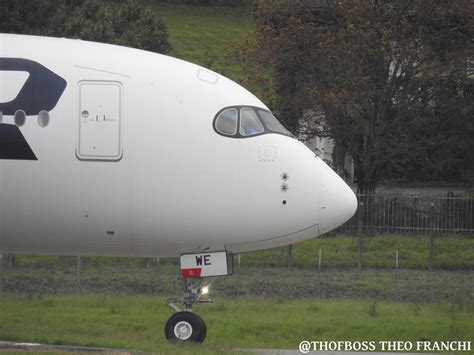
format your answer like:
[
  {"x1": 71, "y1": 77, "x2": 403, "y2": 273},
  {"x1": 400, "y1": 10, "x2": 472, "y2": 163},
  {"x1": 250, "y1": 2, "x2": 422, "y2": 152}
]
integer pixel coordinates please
[{"x1": 76, "y1": 80, "x2": 123, "y2": 162}]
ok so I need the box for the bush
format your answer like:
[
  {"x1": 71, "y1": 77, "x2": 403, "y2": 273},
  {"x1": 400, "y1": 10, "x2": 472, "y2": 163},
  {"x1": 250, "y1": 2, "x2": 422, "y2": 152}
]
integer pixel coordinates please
[{"x1": 0, "y1": 0, "x2": 171, "y2": 54}]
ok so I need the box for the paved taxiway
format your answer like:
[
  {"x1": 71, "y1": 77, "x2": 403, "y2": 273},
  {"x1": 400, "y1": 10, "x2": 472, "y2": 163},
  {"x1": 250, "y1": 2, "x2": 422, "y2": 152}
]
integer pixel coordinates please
[{"x1": 0, "y1": 341, "x2": 434, "y2": 354}]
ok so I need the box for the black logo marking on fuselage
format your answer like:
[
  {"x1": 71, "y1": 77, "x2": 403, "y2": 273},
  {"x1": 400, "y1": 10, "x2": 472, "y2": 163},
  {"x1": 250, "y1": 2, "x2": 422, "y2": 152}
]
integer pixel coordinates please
[
  {"x1": 0, "y1": 123, "x2": 37, "y2": 160},
  {"x1": 0, "y1": 58, "x2": 67, "y2": 115},
  {"x1": 0, "y1": 58, "x2": 67, "y2": 160}
]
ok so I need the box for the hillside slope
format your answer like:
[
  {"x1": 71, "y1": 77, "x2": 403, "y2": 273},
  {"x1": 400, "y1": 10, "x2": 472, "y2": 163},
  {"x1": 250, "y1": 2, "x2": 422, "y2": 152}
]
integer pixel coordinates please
[{"x1": 154, "y1": 4, "x2": 254, "y2": 81}]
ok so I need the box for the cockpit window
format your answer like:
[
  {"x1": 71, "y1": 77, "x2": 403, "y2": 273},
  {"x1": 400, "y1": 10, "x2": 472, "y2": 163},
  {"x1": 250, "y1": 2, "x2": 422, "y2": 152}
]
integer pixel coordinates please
[
  {"x1": 258, "y1": 110, "x2": 292, "y2": 136},
  {"x1": 215, "y1": 108, "x2": 238, "y2": 135},
  {"x1": 213, "y1": 105, "x2": 295, "y2": 139},
  {"x1": 240, "y1": 107, "x2": 264, "y2": 136}
]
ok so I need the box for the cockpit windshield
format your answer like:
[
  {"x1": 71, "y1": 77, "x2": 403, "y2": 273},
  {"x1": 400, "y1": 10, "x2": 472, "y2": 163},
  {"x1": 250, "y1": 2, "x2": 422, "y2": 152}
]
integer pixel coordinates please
[
  {"x1": 240, "y1": 108, "x2": 264, "y2": 136},
  {"x1": 215, "y1": 108, "x2": 238, "y2": 136},
  {"x1": 213, "y1": 106, "x2": 294, "y2": 139},
  {"x1": 258, "y1": 110, "x2": 292, "y2": 137}
]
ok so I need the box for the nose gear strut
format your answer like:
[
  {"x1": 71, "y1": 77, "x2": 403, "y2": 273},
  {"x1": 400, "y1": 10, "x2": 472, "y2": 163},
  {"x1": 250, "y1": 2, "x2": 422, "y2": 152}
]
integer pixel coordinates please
[{"x1": 165, "y1": 277, "x2": 212, "y2": 343}]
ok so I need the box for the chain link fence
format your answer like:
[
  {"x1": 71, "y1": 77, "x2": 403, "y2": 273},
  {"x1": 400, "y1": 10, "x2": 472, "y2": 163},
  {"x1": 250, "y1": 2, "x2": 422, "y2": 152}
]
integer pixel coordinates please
[{"x1": 338, "y1": 194, "x2": 474, "y2": 236}]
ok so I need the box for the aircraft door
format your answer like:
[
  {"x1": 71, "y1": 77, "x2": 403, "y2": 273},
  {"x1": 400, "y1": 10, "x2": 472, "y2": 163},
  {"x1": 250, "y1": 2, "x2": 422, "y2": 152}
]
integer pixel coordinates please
[{"x1": 77, "y1": 81, "x2": 122, "y2": 161}]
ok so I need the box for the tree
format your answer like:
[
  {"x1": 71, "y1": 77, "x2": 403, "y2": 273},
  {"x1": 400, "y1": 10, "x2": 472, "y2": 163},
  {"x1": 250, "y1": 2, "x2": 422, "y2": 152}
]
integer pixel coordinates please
[
  {"x1": 0, "y1": 0, "x2": 171, "y2": 55},
  {"x1": 236, "y1": 0, "x2": 473, "y2": 192}
]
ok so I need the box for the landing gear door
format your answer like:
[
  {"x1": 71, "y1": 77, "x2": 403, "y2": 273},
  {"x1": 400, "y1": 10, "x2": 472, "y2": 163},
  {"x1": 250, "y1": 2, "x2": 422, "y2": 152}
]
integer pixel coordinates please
[
  {"x1": 180, "y1": 251, "x2": 233, "y2": 278},
  {"x1": 77, "y1": 81, "x2": 122, "y2": 161}
]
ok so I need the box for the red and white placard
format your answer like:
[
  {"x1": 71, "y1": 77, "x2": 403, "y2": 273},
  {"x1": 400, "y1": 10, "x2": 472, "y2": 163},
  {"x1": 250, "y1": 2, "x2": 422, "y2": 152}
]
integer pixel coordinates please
[{"x1": 180, "y1": 251, "x2": 230, "y2": 278}]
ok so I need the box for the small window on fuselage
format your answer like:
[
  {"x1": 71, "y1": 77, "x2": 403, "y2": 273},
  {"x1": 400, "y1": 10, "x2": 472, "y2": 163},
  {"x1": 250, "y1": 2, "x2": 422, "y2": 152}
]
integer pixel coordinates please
[{"x1": 215, "y1": 108, "x2": 238, "y2": 135}]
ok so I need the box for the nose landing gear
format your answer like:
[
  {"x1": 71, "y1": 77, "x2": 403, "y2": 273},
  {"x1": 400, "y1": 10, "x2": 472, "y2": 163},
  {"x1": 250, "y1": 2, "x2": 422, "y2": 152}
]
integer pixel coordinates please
[
  {"x1": 165, "y1": 277, "x2": 211, "y2": 343},
  {"x1": 165, "y1": 251, "x2": 232, "y2": 343}
]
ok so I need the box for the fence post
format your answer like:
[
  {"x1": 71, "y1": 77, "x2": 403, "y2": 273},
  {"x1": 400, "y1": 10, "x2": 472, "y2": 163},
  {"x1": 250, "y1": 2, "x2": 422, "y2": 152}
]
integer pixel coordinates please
[
  {"x1": 395, "y1": 250, "x2": 399, "y2": 301},
  {"x1": 428, "y1": 203, "x2": 435, "y2": 271},
  {"x1": 0, "y1": 253, "x2": 3, "y2": 291},
  {"x1": 288, "y1": 244, "x2": 293, "y2": 270},
  {"x1": 7, "y1": 255, "x2": 15, "y2": 268},
  {"x1": 156, "y1": 257, "x2": 160, "y2": 285},
  {"x1": 357, "y1": 200, "x2": 364, "y2": 270},
  {"x1": 318, "y1": 249, "x2": 322, "y2": 296},
  {"x1": 75, "y1": 256, "x2": 82, "y2": 291},
  {"x1": 236, "y1": 253, "x2": 241, "y2": 298}
]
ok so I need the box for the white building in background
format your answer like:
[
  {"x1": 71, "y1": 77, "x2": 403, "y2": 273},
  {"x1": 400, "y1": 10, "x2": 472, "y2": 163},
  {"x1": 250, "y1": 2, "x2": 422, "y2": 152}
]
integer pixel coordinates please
[
  {"x1": 305, "y1": 135, "x2": 334, "y2": 164},
  {"x1": 299, "y1": 111, "x2": 355, "y2": 182},
  {"x1": 304, "y1": 135, "x2": 355, "y2": 182}
]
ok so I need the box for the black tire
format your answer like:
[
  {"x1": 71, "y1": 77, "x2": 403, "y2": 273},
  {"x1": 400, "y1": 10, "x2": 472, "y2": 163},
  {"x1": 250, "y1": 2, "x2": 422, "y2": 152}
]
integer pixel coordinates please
[
  {"x1": 164, "y1": 311, "x2": 206, "y2": 343},
  {"x1": 194, "y1": 313, "x2": 207, "y2": 343}
]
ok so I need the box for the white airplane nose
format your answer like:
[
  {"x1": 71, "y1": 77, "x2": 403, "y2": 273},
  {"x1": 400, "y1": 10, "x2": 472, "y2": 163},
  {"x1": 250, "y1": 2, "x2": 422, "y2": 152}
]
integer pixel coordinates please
[{"x1": 319, "y1": 163, "x2": 358, "y2": 234}]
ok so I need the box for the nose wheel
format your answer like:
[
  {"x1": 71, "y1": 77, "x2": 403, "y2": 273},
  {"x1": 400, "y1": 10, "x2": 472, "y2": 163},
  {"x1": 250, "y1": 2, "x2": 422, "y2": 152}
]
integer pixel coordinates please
[
  {"x1": 165, "y1": 277, "x2": 211, "y2": 343},
  {"x1": 165, "y1": 311, "x2": 207, "y2": 342}
]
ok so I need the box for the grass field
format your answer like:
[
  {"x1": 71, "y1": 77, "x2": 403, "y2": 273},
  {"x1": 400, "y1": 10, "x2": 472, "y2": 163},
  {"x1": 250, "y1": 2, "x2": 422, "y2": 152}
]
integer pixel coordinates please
[
  {"x1": 241, "y1": 234, "x2": 474, "y2": 270},
  {"x1": 11, "y1": 234, "x2": 474, "y2": 270},
  {"x1": 0, "y1": 294, "x2": 473, "y2": 353},
  {"x1": 4, "y1": 234, "x2": 473, "y2": 302},
  {"x1": 3, "y1": 262, "x2": 473, "y2": 303},
  {"x1": 154, "y1": 4, "x2": 254, "y2": 81}
]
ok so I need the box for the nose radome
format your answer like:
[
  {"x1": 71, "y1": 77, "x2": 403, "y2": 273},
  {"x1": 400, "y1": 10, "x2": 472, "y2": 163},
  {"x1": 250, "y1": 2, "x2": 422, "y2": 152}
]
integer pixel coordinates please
[{"x1": 319, "y1": 163, "x2": 357, "y2": 234}]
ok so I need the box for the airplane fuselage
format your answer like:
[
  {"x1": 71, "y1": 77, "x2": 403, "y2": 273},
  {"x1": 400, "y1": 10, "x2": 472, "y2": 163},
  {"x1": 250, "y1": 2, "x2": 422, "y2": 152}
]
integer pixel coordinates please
[{"x1": 0, "y1": 34, "x2": 356, "y2": 257}]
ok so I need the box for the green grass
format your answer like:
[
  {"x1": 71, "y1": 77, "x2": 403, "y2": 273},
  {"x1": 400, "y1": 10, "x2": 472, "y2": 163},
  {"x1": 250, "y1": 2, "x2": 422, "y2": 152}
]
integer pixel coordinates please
[
  {"x1": 3, "y1": 262, "x2": 474, "y2": 302},
  {"x1": 240, "y1": 234, "x2": 474, "y2": 270},
  {"x1": 4, "y1": 235, "x2": 472, "y2": 302},
  {"x1": 154, "y1": 4, "x2": 254, "y2": 81},
  {"x1": 0, "y1": 294, "x2": 473, "y2": 353},
  {"x1": 3, "y1": 234, "x2": 473, "y2": 303},
  {"x1": 11, "y1": 235, "x2": 474, "y2": 271}
]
